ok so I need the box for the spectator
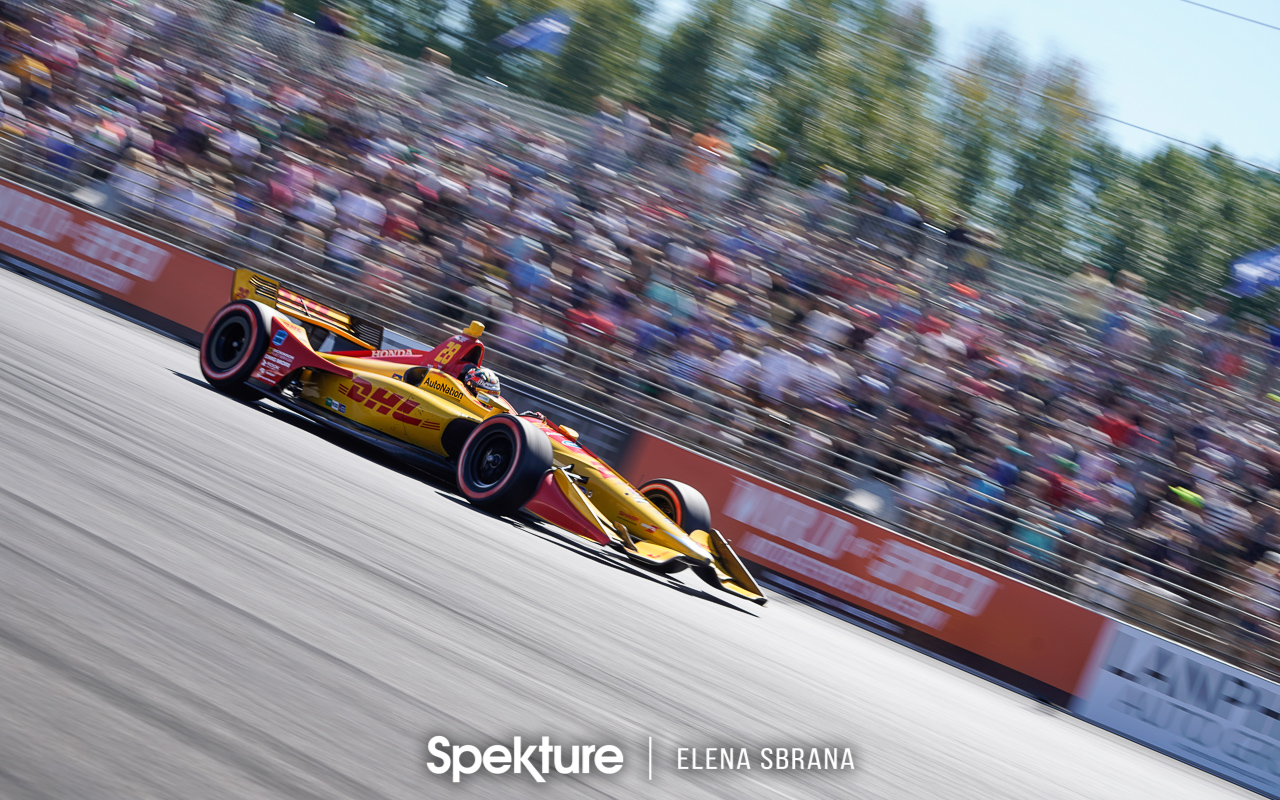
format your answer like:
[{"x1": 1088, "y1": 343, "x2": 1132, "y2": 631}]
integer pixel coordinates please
[{"x1": 1066, "y1": 262, "x2": 1111, "y2": 333}]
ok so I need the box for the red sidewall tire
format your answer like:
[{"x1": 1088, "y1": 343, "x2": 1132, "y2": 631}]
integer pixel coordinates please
[
  {"x1": 639, "y1": 479, "x2": 714, "y2": 535},
  {"x1": 457, "y1": 415, "x2": 553, "y2": 515},
  {"x1": 460, "y1": 416, "x2": 523, "y2": 502},
  {"x1": 200, "y1": 301, "x2": 268, "y2": 394}
]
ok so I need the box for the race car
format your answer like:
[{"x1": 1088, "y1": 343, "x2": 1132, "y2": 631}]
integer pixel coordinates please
[{"x1": 198, "y1": 269, "x2": 765, "y2": 605}]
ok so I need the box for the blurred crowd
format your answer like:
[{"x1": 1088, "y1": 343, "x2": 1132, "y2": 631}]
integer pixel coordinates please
[{"x1": 11, "y1": 0, "x2": 1280, "y2": 673}]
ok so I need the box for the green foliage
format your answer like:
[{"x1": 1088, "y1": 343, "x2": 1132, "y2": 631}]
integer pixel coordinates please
[
  {"x1": 453, "y1": 0, "x2": 558, "y2": 93},
  {"x1": 344, "y1": 0, "x2": 447, "y2": 56},
  {"x1": 454, "y1": 0, "x2": 511, "y2": 81},
  {"x1": 284, "y1": 0, "x2": 324, "y2": 23},
  {"x1": 645, "y1": 0, "x2": 736, "y2": 124},
  {"x1": 544, "y1": 0, "x2": 650, "y2": 112},
  {"x1": 744, "y1": 0, "x2": 943, "y2": 199}
]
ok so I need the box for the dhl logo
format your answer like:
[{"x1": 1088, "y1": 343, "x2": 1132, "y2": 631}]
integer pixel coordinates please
[{"x1": 339, "y1": 377, "x2": 442, "y2": 429}]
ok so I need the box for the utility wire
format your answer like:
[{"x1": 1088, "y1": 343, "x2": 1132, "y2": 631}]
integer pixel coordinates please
[
  {"x1": 1178, "y1": 0, "x2": 1280, "y2": 34},
  {"x1": 742, "y1": 0, "x2": 1280, "y2": 178}
]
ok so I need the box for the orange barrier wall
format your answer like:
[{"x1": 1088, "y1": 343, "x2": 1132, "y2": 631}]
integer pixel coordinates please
[
  {"x1": 0, "y1": 179, "x2": 233, "y2": 338},
  {"x1": 622, "y1": 432, "x2": 1107, "y2": 699}
]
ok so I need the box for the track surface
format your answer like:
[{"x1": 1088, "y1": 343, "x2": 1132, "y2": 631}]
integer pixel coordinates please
[{"x1": 0, "y1": 269, "x2": 1256, "y2": 800}]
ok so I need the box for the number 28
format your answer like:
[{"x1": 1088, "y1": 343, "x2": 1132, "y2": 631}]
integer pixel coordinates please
[{"x1": 434, "y1": 341, "x2": 462, "y2": 364}]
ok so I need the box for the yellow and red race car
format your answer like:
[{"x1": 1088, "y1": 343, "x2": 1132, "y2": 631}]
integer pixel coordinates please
[{"x1": 198, "y1": 270, "x2": 765, "y2": 605}]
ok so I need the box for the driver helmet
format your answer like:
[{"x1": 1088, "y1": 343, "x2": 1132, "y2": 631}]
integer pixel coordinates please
[{"x1": 461, "y1": 365, "x2": 502, "y2": 399}]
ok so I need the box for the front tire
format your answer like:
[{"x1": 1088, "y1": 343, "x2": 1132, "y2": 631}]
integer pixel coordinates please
[
  {"x1": 199, "y1": 301, "x2": 269, "y2": 400},
  {"x1": 456, "y1": 415, "x2": 554, "y2": 515},
  {"x1": 638, "y1": 479, "x2": 713, "y2": 535}
]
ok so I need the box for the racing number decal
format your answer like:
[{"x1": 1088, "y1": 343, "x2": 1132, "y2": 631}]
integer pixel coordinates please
[
  {"x1": 434, "y1": 341, "x2": 462, "y2": 365},
  {"x1": 338, "y1": 378, "x2": 441, "y2": 429}
]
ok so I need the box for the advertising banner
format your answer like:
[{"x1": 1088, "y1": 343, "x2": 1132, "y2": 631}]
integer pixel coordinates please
[
  {"x1": 1074, "y1": 622, "x2": 1280, "y2": 798},
  {"x1": 621, "y1": 433, "x2": 1106, "y2": 698},
  {"x1": 0, "y1": 178, "x2": 233, "y2": 338}
]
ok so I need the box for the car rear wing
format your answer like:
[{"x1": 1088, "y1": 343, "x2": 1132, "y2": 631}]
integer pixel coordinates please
[{"x1": 231, "y1": 269, "x2": 384, "y2": 351}]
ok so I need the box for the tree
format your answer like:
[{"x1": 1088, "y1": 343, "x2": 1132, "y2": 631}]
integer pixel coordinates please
[
  {"x1": 345, "y1": 0, "x2": 447, "y2": 57},
  {"x1": 1090, "y1": 175, "x2": 1170, "y2": 288},
  {"x1": 454, "y1": 0, "x2": 511, "y2": 82},
  {"x1": 994, "y1": 57, "x2": 1100, "y2": 272},
  {"x1": 453, "y1": 0, "x2": 558, "y2": 93},
  {"x1": 942, "y1": 33, "x2": 1028, "y2": 216},
  {"x1": 744, "y1": 0, "x2": 942, "y2": 195},
  {"x1": 544, "y1": 0, "x2": 649, "y2": 112},
  {"x1": 646, "y1": 0, "x2": 737, "y2": 125}
]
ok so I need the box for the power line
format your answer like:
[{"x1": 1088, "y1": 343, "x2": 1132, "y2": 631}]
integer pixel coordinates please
[
  {"x1": 740, "y1": 0, "x2": 1280, "y2": 178},
  {"x1": 1178, "y1": 0, "x2": 1280, "y2": 34}
]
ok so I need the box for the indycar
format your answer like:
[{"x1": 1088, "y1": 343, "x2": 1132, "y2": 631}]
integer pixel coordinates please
[{"x1": 198, "y1": 270, "x2": 766, "y2": 604}]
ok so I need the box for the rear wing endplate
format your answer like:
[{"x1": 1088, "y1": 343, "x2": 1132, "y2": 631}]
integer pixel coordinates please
[{"x1": 232, "y1": 269, "x2": 384, "y2": 350}]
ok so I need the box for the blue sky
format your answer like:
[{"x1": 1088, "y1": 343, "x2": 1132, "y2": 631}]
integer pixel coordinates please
[{"x1": 928, "y1": 0, "x2": 1280, "y2": 163}]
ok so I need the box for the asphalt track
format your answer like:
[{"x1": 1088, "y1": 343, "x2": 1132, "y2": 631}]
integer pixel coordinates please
[{"x1": 0, "y1": 267, "x2": 1258, "y2": 800}]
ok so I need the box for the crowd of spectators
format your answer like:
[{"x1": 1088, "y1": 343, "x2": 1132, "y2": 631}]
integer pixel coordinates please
[{"x1": 12, "y1": 0, "x2": 1280, "y2": 674}]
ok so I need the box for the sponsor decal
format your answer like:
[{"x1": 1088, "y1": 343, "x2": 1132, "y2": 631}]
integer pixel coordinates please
[
  {"x1": 423, "y1": 375, "x2": 465, "y2": 402},
  {"x1": 619, "y1": 432, "x2": 1107, "y2": 697},
  {"x1": 252, "y1": 348, "x2": 295, "y2": 382},
  {"x1": 338, "y1": 377, "x2": 441, "y2": 428},
  {"x1": 548, "y1": 430, "x2": 583, "y2": 450},
  {"x1": 372, "y1": 349, "x2": 415, "y2": 358},
  {"x1": 726, "y1": 479, "x2": 996, "y2": 623},
  {"x1": 324, "y1": 398, "x2": 347, "y2": 414},
  {"x1": 0, "y1": 177, "x2": 233, "y2": 334},
  {"x1": 1073, "y1": 623, "x2": 1280, "y2": 795},
  {"x1": 272, "y1": 329, "x2": 288, "y2": 346}
]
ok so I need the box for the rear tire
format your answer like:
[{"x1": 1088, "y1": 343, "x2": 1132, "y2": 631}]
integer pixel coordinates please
[
  {"x1": 457, "y1": 415, "x2": 553, "y2": 515},
  {"x1": 200, "y1": 301, "x2": 268, "y2": 400},
  {"x1": 638, "y1": 479, "x2": 713, "y2": 535}
]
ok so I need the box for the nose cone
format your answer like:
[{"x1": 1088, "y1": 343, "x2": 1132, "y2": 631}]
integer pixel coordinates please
[{"x1": 675, "y1": 531, "x2": 714, "y2": 565}]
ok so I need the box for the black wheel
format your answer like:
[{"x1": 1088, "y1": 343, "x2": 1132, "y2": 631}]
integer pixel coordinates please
[
  {"x1": 456, "y1": 414, "x2": 553, "y2": 515},
  {"x1": 200, "y1": 301, "x2": 269, "y2": 400},
  {"x1": 638, "y1": 479, "x2": 713, "y2": 535}
]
